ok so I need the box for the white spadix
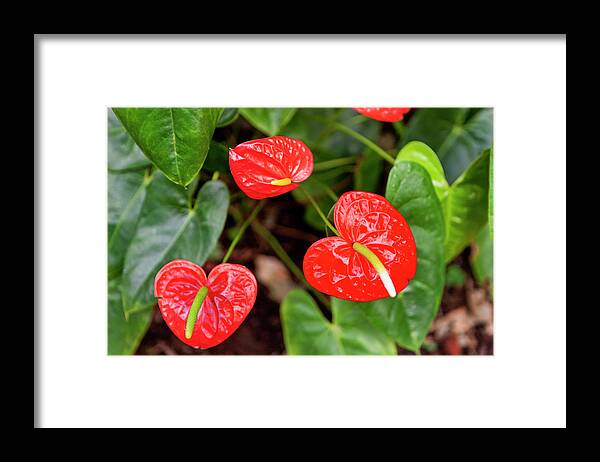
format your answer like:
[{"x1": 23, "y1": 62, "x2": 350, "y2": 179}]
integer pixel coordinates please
[
  {"x1": 352, "y1": 242, "x2": 397, "y2": 298},
  {"x1": 379, "y1": 270, "x2": 397, "y2": 298}
]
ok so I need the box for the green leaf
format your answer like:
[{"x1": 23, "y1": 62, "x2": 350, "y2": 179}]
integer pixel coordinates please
[
  {"x1": 354, "y1": 148, "x2": 384, "y2": 193},
  {"x1": 121, "y1": 173, "x2": 229, "y2": 315},
  {"x1": 358, "y1": 161, "x2": 445, "y2": 352},
  {"x1": 108, "y1": 277, "x2": 153, "y2": 355},
  {"x1": 444, "y1": 149, "x2": 491, "y2": 262},
  {"x1": 203, "y1": 141, "x2": 230, "y2": 172},
  {"x1": 280, "y1": 289, "x2": 396, "y2": 355},
  {"x1": 239, "y1": 108, "x2": 297, "y2": 136},
  {"x1": 396, "y1": 141, "x2": 449, "y2": 203},
  {"x1": 108, "y1": 170, "x2": 152, "y2": 280},
  {"x1": 108, "y1": 110, "x2": 150, "y2": 172},
  {"x1": 470, "y1": 223, "x2": 493, "y2": 285},
  {"x1": 402, "y1": 108, "x2": 493, "y2": 183},
  {"x1": 216, "y1": 108, "x2": 239, "y2": 127},
  {"x1": 112, "y1": 108, "x2": 223, "y2": 186}
]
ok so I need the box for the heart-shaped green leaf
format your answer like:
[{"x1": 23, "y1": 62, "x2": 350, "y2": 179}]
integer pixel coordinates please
[
  {"x1": 356, "y1": 161, "x2": 445, "y2": 352},
  {"x1": 108, "y1": 113, "x2": 156, "y2": 279},
  {"x1": 108, "y1": 277, "x2": 153, "y2": 355},
  {"x1": 444, "y1": 149, "x2": 491, "y2": 262},
  {"x1": 121, "y1": 174, "x2": 229, "y2": 315},
  {"x1": 108, "y1": 170, "x2": 152, "y2": 280},
  {"x1": 402, "y1": 108, "x2": 493, "y2": 183},
  {"x1": 112, "y1": 108, "x2": 223, "y2": 186},
  {"x1": 396, "y1": 141, "x2": 449, "y2": 203},
  {"x1": 108, "y1": 110, "x2": 150, "y2": 172},
  {"x1": 239, "y1": 108, "x2": 297, "y2": 136},
  {"x1": 280, "y1": 289, "x2": 396, "y2": 355}
]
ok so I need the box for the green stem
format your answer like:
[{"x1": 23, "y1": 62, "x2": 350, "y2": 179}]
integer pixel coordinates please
[
  {"x1": 212, "y1": 171, "x2": 220, "y2": 181},
  {"x1": 313, "y1": 157, "x2": 356, "y2": 172},
  {"x1": 299, "y1": 185, "x2": 340, "y2": 236},
  {"x1": 392, "y1": 121, "x2": 407, "y2": 139},
  {"x1": 250, "y1": 219, "x2": 331, "y2": 309},
  {"x1": 185, "y1": 286, "x2": 209, "y2": 339},
  {"x1": 322, "y1": 184, "x2": 339, "y2": 202},
  {"x1": 332, "y1": 122, "x2": 396, "y2": 165},
  {"x1": 222, "y1": 201, "x2": 265, "y2": 264}
]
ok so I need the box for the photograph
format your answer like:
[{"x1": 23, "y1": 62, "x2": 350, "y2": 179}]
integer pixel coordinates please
[
  {"x1": 108, "y1": 107, "x2": 494, "y2": 356},
  {"x1": 36, "y1": 34, "x2": 566, "y2": 429}
]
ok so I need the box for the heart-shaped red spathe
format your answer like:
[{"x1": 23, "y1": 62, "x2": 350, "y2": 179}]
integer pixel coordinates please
[
  {"x1": 154, "y1": 259, "x2": 257, "y2": 349},
  {"x1": 354, "y1": 107, "x2": 411, "y2": 123},
  {"x1": 303, "y1": 191, "x2": 417, "y2": 302},
  {"x1": 229, "y1": 136, "x2": 314, "y2": 199}
]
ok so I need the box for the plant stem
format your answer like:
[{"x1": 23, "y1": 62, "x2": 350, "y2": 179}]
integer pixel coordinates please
[
  {"x1": 332, "y1": 122, "x2": 396, "y2": 165},
  {"x1": 299, "y1": 185, "x2": 340, "y2": 236},
  {"x1": 321, "y1": 184, "x2": 339, "y2": 202},
  {"x1": 222, "y1": 201, "x2": 265, "y2": 264},
  {"x1": 392, "y1": 121, "x2": 407, "y2": 139},
  {"x1": 250, "y1": 219, "x2": 331, "y2": 309},
  {"x1": 313, "y1": 157, "x2": 356, "y2": 172},
  {"x1": 212, "y1": 171, "x2": 220, "y2": 181}
]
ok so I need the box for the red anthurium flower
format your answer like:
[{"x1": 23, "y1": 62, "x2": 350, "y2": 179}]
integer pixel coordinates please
[
  {"x1": 154, "y1": 259, "x2": 257, "y2": 349},
  {"x1": 354, "y1": 107, "x2": 411, "y2": 122},
  {"x1": 303, "y1": 191, "x2": 417, "y2": 302},
  {"x1": 229, "y1": 136, "x2": 314, "y2": 199}
]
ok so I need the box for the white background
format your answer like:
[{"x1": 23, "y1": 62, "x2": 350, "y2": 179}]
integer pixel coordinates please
[{"x1": 36, "y1": 36, "x2": 566, "y2": 428}]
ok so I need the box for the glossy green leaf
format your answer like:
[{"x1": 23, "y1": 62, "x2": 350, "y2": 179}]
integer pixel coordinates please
[
  {"x1": 216, "y1": 108, "x2": 239, "y2": 127},
  {"x1": 108, "y1": 277, "x2": 153, "y2": 355},
  {"x1": 471, "y1": 223, "x2": 493, "y2": 285},
  {"x1": 108, "y1": 170, "x2": 152, "y2": 279},
  {"x1": 121, "y1": 174, "x2": 229, "y2": 315},
  {"x1": 203, "y1": 141, "x2": 230, "y2": 172},
  {"x1": 354, "y1": 148, "x2": 383, "y2": 193},
  {"x1": 402, "y1": 108, "x2": 493, "y2": 183},
  {"x1": 112, "y1": 108, "x2": 223, "y2": 186},
  {"x1": 239, "y1": 108, "x2": 297, "y2": 136},
  {"x1": 444, "y1": 149, "x2": 491, "y2": 262},
  {"x1": 396, "y1": 141, "x2": 449, "y2": 203},
  {"x1": 108, "y1": 110, "x2": 150, "y2": 172},
  {"x1": 280, "y1": 289, "x2": 396, "y2": 355},
  {"x1": 357, "y1": 161, "x2": 446, "y2": 352}
]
